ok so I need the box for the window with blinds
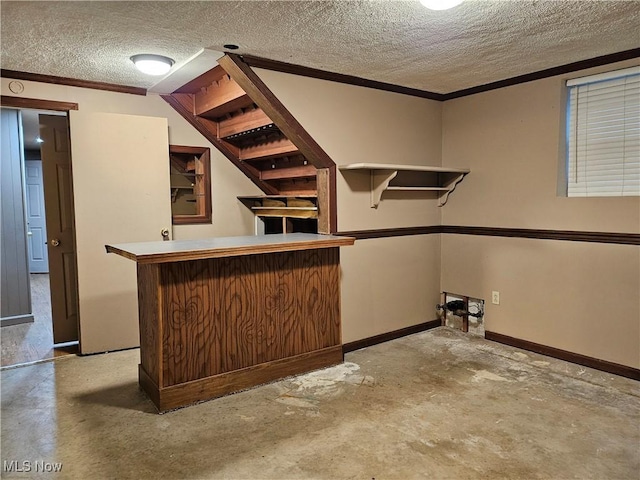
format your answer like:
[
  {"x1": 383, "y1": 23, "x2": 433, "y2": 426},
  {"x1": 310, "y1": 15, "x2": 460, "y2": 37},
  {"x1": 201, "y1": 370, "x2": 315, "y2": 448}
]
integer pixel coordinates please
[{"x1": 566, "y1": 66, "x2": 640, "y2": 197}]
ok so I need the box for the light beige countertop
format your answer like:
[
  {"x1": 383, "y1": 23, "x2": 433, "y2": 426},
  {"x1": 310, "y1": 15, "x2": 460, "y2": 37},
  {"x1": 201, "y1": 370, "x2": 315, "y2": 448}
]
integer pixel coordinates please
[{"x1": 106, "y1": 233, "x2": 355, "y2": 264}]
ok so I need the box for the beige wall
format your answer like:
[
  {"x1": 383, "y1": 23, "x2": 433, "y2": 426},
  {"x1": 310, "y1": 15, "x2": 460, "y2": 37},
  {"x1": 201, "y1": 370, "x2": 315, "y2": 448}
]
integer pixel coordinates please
[
  {"x1": 4, "y1": 59, "x2": 636, "y2": 366},
  {"x1": 0, "y1": 78, "x2": 260, "y2": 240},
  {"x1": 257, "y1": 69, "x2": 444, "y2": 342},
  {"x1": 256, "y1": 69, "x2": 443, "y2": 230},
  {"x1": 341, "y1": 235, "x2": 441, "y2": 342},
  {"x1": 1, "y1": 78, "x2": 258, "y2": 353},
  {"x1": 441, "y1": 59, "x2": 640, "y2": 368}
]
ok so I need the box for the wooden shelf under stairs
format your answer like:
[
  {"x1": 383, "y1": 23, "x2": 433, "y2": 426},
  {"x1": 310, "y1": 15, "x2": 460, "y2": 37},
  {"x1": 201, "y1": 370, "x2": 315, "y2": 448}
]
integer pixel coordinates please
[{"x1": 163, "y1": 56, "x2": 337, "y2": 233}]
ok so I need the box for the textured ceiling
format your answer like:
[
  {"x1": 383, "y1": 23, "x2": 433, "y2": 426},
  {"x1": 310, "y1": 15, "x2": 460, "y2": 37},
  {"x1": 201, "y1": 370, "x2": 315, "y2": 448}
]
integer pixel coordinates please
[{"x1": 1, "y1": 1, "x2": 639, "y2": 94}]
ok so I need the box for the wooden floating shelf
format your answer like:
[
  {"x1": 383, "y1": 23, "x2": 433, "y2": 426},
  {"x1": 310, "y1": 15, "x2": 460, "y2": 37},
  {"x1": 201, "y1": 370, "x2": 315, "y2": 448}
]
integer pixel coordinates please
[
  {"x1": 251, "y1": 206, "x2": 318, "y2": 211},
  {"x1": 238, "y1": 194, "x2": 317, "y2": 199},
  {"x1": 239, "y1": 195, "x2": 319, "y2": 219},
  {"x1": 339, "y1": 163, "x2": 470, "y2": 208}
]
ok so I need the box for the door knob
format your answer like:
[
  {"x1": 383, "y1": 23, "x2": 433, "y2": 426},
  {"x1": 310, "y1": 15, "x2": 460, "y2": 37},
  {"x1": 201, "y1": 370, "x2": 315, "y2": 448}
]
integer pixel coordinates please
[
  {"x1": 27, "y1": 231, "x2": 33, "y2": 236},
  {"x1": 161, "y1": 228, "x2": 170, "y2": 241},
  {"x1": 50, "y1": 238, "x2": 60, "y2": 247}
]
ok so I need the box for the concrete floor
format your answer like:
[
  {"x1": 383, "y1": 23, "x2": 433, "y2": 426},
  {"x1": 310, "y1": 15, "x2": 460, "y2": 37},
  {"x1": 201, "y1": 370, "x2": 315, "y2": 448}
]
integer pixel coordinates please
[{"x1": 1, "y1": 327, "x2": 638, "y2": 479}]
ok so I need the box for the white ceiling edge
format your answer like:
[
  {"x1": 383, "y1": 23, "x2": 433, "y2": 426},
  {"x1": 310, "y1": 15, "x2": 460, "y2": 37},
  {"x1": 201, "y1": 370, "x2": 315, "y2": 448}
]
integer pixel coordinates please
[{"x1": 147, "y1": 49, "x2": 224, "y2": 95}]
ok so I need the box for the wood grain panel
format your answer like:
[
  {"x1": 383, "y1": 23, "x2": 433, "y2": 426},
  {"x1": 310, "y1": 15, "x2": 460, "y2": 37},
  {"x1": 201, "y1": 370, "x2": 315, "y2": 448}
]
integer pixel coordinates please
[
  {"x1": 258, "y1": 255, "x2": 283, "y2": 363},
  {"x1": 156, "y1": 345, "x2": 343, "y2": 412},
  {"x1": 278, "y1": 251, "x2": 303, "y2": 357},
  {"x1": 159, "y1": 248, "x2": 342, "y2": 387},
  {"x1": 162, "y1": 259, "x2": 215, "y2": 386},
  {"x1": 225, "y1": 255, "x2": 258, "y2": 371},
  {"x1": 324, "y1": 248, "x2": 342, "y2": 346},
  {"x1": 137, "y1": 264, "x2": 161, "y2": 386}
]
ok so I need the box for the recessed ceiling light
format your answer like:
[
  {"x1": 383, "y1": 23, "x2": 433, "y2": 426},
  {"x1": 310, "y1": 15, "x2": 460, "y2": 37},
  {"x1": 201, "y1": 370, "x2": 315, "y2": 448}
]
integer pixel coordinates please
[
  {"x1": 130, "y1": 54, "x2": 175, "y2": 76},
  {"x1": 223, "y1": 44, "x2": 240, "y2": 50},
  {"x1": 420, "y1": 0, "x2": 464, "y2": 10}
]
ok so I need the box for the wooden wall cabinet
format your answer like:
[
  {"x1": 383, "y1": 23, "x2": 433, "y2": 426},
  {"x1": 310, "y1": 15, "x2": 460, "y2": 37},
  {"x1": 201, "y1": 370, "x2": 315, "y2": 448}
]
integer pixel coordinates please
[{"x1": 169, "y1": 145, "x2": 211, "y2": 224}]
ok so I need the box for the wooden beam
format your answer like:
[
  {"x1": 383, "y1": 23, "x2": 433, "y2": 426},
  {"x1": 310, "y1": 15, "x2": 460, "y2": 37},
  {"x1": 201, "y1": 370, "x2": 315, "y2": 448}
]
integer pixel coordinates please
[
  {"x1": 218, "y1": 54, "x2": 335, "y2": 169},
  {"x1": 194, "y1": 75, "x2": 252, "y2": 118},
  {"x1": 170, "y1": 93, "x2": 195, "y2": 114},
  {"x1": 1, "y1": 96, "x2": 78, "y2": 111},
  {"x1": 240, "y1": 138, "x2": 299, "y2": 161},
  {"x1": 316, "y1": 169, "x2": 330, "y2": 234},
  {"x1": 1, "y1": 69, "x2": 146, "y2": 96},
  {"x1": 316, "y1": 168, "x2": 338, "y2": 234},
  {"x1": 329, "y1": 165, "x2": 337, "y2": 233},
  {"x1": 260, "y1": 164, "x2": 316, "y2": 181},
  {"x1": 162, "y1": 94, "x2": 278, "y2": 195},
  {"x1": 218, "y1": 108, "x2": 273, "y2": 138}
]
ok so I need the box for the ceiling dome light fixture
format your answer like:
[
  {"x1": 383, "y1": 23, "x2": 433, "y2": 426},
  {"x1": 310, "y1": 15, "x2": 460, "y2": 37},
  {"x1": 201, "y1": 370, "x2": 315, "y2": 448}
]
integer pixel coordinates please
[
  {"x1": 420, "y1": 0, "x2": 464, "y2": 10},
  {"x1": 130, "y1": 54, "x2": 175, "y2": 76}
]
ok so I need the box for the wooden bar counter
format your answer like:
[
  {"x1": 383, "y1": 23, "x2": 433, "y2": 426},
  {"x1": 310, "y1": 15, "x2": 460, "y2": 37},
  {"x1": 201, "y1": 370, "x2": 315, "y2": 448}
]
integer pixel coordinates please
[{"x1": 106, "y1": 233, "x2": 354, "y2": 412}]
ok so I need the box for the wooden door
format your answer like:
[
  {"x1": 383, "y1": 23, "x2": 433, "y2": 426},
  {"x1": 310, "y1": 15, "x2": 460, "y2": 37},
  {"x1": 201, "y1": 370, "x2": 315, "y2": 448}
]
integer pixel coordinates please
[
  {"x1": 39, "y1": 114, "x2": 78, "y2": 343},
  {"x1": 69, "y1": 111, "x2": 172, "y2": 354},
  {"x1": 25, "y1": 160, "x2": 49, "y2": 273}
]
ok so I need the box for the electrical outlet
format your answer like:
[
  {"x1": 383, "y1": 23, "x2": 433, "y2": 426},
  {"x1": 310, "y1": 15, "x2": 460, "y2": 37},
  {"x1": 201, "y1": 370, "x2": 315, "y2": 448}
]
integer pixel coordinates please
[{"x1": 492, "y1": 291, "x2": 500, "y2": 305}]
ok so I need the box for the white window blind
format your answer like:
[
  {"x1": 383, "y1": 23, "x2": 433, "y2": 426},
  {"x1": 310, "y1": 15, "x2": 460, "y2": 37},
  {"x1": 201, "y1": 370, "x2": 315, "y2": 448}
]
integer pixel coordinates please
[{"x1": 566, "y1": 66, "x2": 640, "y2": 197}]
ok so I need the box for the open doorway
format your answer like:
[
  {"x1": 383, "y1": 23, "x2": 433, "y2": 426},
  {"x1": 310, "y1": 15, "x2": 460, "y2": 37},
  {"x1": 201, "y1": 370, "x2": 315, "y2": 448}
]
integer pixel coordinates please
[{"x1": 1, "y1": 106, "x2": 78, "y2": 367}]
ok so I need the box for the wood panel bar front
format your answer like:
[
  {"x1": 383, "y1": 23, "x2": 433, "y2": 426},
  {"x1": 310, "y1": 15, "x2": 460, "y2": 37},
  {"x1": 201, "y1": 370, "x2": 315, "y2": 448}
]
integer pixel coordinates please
[{"x1": 107, "y1": 234, "x2": 353, "y2": 412}]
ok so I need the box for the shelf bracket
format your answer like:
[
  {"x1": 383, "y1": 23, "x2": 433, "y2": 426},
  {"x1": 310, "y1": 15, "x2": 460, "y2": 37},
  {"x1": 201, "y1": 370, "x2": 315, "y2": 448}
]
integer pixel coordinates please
[
  {"x1": 371, "y1": 169, "x2": 398, "y2": 208},
  {"x1": 438, "y1": 172, "x2": 467, "y2": 207}
]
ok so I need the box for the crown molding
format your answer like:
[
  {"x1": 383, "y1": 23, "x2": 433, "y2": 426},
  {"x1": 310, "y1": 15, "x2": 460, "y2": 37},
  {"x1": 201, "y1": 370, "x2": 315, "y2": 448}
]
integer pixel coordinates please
[
  {"x1": 1, "y1": 70, "x2": 147, "y2": 96},
  {"x1": 242, "y1": 48, "x2": 640, "y2": 102},
  {"x1": 241, "y1": 54, "x2": 445, "y2": 101}
]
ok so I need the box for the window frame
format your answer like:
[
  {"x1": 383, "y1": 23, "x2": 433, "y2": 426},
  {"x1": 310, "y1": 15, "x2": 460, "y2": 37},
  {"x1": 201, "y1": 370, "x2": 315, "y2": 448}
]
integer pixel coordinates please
[{"x1": 564, "y1": 66, "x2": 640, "y2": 198}]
